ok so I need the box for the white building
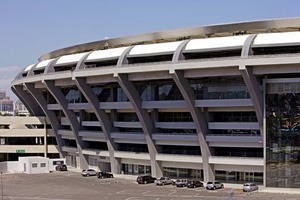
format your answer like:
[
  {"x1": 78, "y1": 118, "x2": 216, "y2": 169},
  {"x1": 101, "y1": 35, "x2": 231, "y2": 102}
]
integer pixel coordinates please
[{"x1": 10, "y1": 18, "x2": 300, "y2": 189}]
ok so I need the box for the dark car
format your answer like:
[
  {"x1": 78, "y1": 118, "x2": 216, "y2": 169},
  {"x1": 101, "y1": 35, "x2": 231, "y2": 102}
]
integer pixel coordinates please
[
  {"x1": 55, "y1": 164, "x2": 67, "y2": 171},
  {"x1": 136, "y1": 175, "x2": 156, "y2": 184},
  {"x1": 97, "y1": 172, "x2": 114, "y2": 179},
  {"x1": 187, "y1": 180, "x2": 203, "y2": 188}
]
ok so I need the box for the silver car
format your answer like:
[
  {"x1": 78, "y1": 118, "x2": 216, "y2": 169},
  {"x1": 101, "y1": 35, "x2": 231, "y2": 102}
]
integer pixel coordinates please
[
  {"x1": 206, "y1": 181, "x2": 224, "y2": 190},
  {"x1": 243, "y1": 183, "x2": 258, "y2": 192},
  {"x1": 81, "y1": 169, "x2": 97, "y2": 177},
  {"x1": 155, "y1": 177, "x2": 173, "y2": 186},
  {"x1": 175, "y1": 179, "x2": 188, "y2": 187}
]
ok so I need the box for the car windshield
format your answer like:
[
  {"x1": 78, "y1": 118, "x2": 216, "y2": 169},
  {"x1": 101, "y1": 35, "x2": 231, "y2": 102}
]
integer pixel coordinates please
[{"x1": 207, "y1": 182, "x2": 213, "y2": 184}]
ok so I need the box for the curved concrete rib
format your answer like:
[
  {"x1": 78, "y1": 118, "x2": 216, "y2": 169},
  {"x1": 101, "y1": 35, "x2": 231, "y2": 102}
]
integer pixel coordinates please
[
  {"x1": 241, "y1": 34, "x2": 257, "y2": 58},
  {"x1": 43, "y1": 80, "x2": 88, "y2": 169},
  {"x1": 75, "y1": 77, "x2": 120, "y2": 173},
  {"x1": 117, "y1": 46, "x2": 135, "y2": 66},
  {"x1": 240, "y1": 34, "x2": 263, "y2": 140},
  {"x1": 239, "y1": 65, "x2": 263, "y2": 139},
  {"x1": 170, "y1": 70, "x2": 214, "y2": 182},
  {"x1": 12, "y1": 85, "x2": 44, "y2": 116},
  {"x1": 172, "y1": 40, "x2": 191, "y2": 62},
  {"x1": 114, "y1": 73, "x2": 162, "y2": 178},
  {"x1": 24, "y1": 83, "x2": 65, "y2": 157}
]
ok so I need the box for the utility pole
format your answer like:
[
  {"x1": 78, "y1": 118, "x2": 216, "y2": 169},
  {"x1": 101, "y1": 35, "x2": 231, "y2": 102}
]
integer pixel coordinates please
[{"x1": 1, "y1": 171, "x2": 3, "y2": 200}]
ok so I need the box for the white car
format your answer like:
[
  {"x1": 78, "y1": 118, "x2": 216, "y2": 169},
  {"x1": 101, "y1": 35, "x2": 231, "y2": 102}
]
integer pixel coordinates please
[
  {"x1": 243, "y1": 183, "x2": 258, "y2": 192},
  {"x1": 81, "y1": 169, "x2": 97, "y2": 177},
  {"x1": 206, "y1": 181, "x2": 224, "y2": 190},
  {"x1": 155, "y1": 177, "x2": 173, "y2": 186}
]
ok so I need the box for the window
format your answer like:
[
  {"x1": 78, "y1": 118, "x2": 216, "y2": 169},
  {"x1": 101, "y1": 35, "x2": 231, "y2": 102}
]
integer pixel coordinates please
[
  {"x1": 32, "y1": 163, "x2": 38, "y2": 168},
  {"x1": 40, "y1": 163, "x2": 46, "y2": 168}
]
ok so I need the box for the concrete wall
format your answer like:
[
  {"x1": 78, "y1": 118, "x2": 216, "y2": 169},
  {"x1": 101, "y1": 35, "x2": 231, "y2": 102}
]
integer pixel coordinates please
[
  {"x1": 0, "y1": 161, "x2": 19, "y2": 173},
  {"x1": 19, "y1": 157, "x2": 50, "y2": 174}
]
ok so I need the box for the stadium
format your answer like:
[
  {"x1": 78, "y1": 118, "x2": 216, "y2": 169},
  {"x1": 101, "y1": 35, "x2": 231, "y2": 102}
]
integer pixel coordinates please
[{"x1": 10, "y1": 17, "x2": 300, "y2": 188}]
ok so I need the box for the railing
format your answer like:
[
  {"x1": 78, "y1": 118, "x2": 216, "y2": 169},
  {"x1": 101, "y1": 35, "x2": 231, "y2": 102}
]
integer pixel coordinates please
[
  {"x1": 207, "y1": 133, "x2": 261, "y2": 136},
  {"x1": 153, "y1": 132, "x2": 197, "y2": 136},
  {"x1": 15, "y1": 52, "x2": 300, "y2": 81},
  {"x1": 214, "y1": 152, "x2": 263, "y2": 158}
]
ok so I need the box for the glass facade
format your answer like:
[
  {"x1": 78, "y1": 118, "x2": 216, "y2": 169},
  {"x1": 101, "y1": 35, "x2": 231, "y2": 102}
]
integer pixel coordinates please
[
  {"x1": 266, "y1": 81, "x2": 300, "y2": 188},
  {"x1": 163, "y1": 167, "x2": 203, "y2": 179}
]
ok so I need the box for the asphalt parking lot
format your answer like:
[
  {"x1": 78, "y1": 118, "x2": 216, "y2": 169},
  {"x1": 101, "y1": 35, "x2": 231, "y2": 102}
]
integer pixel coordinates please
[{"x1": 0, "y1": 171, "x2": 300, "y2": 200}]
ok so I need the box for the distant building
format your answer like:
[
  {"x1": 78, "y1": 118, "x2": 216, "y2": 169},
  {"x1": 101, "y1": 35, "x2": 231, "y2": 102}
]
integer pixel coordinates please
[
  {"x1": 0, "y1": 116, "x2": 59, "y2": 162},
  {"x1": 0, "y1": 91, "x2": 6, "y2": 100},
  {"x1": 0, "y1": 96, "x2": 13, "y2": 115},
  {"x1": 14, "y1": 99, "x2": 30, "y2": 116}
]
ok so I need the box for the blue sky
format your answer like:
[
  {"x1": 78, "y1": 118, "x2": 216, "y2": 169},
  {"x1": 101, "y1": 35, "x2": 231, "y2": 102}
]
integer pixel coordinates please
[{"x1": 1, "y1": 0, "x2": 300, "y2": 100}]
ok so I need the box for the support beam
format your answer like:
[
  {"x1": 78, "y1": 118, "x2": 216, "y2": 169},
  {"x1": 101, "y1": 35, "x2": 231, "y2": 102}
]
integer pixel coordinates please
[
  {"x1": 75, "y1": 77, "x2": 120, "y2": 173},
  {"x1": 114, "y1": 73, "x2": 162, "y2": 177},
  {"x1": 239, "y1": 65, "x2": 263, "y2": 139},
  {"x1": 43, "y1": 80, "x2": 88, "y2": 169},
  {"x1": 241, "y1": 34, "x2": 257, "y2": 58},
  {"x1": 172, "y1": 40, "x2": 191, "y2": 62},
  {"x1": 25, "y1": 83, "x2": 65, "y2": 158},
  {"x1": 170, "y1": 70, "x2": 214, "y2": 182},
  {"x1": 117, "y1": 46, "x2": 135, "y2": 66},
  {"x1": 12, "y1": 85, "x2": 44, "y2": 116}
]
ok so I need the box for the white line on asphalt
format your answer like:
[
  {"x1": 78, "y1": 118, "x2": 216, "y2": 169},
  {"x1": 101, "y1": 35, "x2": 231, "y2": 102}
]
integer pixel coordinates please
[
  {"x1": 116, "y1": 189, "x2": 127, "y2": 194},
  {"x1": 168, "y1": 190, "x2": 177, "y2": 196},
  {"x1": 142, "y1": 190, "x2": 151, "y2": 194}
]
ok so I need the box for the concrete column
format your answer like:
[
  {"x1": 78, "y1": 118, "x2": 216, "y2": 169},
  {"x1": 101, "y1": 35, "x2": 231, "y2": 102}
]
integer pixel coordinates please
[
  {"x1": 239, "y1": 65, "x2": 263, "y2": 139},
  {"x1": 170, "y1": 70, "x2": 214, "y2": 182},
  {"x1": 114, "y1": 73, "x2": 163, "y2": 178},
  {"x1": 25, "y1": 83, "x2": 65, "y2": 158},
  {"x1": 12, "y1": 85, "x2": 44, "y2": 116},
  {"x1": 43, "y1": 80, "x2": 88, "y2": 169},
  {"x1": 75, "y1": 77, "x2": 120, "y2": 174}
]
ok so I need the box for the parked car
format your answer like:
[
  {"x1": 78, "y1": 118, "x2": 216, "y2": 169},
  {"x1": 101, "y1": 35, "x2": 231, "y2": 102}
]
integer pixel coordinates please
[
  {"x1": 175, "y1": 179, "x2": 188, "y2": 187},
  {"x1": 187, "y1": 180, "x2": 203, "y2": 188},
  {"x1": 55, "y1": 164, "x2": 67, "y2": 171},
  {"x1": 97, "y1": 172, "x2": 114, "y2": 179},
  {"x1": 155, "y1": 177, "x2": 173, "y2": 186},
  {"x1": 136, "y1": 175, "x2": 156, "y2": 184},
  {"x1": 206, "y1": 181, "x2": 224, "y2": 190},
  {"x1": 243, "y1": 183, "x2": 258, "y2": 192},
  {"x1": 81, "y1": 169, "x2": 98, "y2": 177}
]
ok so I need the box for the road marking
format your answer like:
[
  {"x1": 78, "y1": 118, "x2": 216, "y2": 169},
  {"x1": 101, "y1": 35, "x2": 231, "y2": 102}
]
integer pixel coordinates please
[
  {"x1": 168, "y1": 190, "x2": 177, "y2": 196},
  {"x1": 116, "y1": 189, "x2": 127, "y2": 194},
  {"x1": 142, "y1": 190, "x2": 151, "y2": 194}
]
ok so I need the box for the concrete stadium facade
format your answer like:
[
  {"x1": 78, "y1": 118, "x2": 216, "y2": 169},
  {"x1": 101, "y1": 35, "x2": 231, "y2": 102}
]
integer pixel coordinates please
[{"x1": 11, "y1": 18, "x2": 300, "y2": 188}]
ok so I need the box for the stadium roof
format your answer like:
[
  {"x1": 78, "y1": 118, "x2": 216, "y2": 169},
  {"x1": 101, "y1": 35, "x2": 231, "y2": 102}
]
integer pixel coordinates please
[{"x1": 39, "y1": 18, "x2": 300, "y2": 61}]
